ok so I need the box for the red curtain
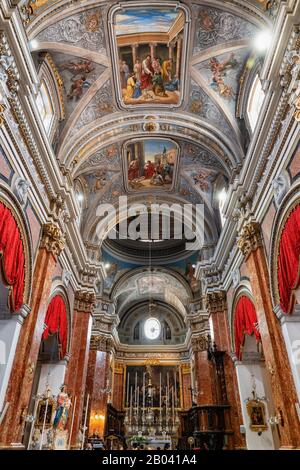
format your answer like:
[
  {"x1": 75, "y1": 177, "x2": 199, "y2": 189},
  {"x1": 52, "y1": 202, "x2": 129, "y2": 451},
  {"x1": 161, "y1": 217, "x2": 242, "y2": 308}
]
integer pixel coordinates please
[
  {"x1": 234, "y1": 296, "x2": 260, "y2": 360},
  {"x1": 0, "y1": 201, "x2": 25, "y2": 312},
  {"x1": 43, "y1": 295, "x2": 68, "y2": 359},
  {"x1": 278, "y1": 204, "x2": 300, "y2": 314}
]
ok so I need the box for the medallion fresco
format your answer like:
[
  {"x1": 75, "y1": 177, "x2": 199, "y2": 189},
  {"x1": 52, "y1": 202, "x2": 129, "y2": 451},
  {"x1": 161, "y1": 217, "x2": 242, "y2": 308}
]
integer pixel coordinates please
[
  {"x1": 36, "y1": 7, "x2": 106, "y2": 53},
  {"x1": 110, "y1": 4, "x2": 189, "y2": 107},
  {"x1": 192, "y1": 5, "x2": 257, "y2": 54},
  {"x1": 124, "y1": 138, "x2": 178, "y2": 192}
]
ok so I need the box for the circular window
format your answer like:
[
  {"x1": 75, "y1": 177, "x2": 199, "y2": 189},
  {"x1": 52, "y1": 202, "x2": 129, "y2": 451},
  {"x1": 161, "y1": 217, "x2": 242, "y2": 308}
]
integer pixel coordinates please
[{"x1": 144, "y1": 317, "x2": 161, "y2": 340}]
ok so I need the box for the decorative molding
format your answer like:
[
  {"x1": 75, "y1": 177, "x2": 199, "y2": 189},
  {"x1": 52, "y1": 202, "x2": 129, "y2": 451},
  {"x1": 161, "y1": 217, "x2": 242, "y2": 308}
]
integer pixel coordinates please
[
  {"x1": 205, "y1": 291, "x2": 227, "y2": 314},
  {"x1": 181, "y1": 363, "x2": 191, "y2": 374},
  {"x1": 237, "y1": 221, "x2": 263, "y2": 258},
  {"x1": 40, "y1": 222, "x2": 65, "y2": 256},
  {"x1": 90, "y1": 333, "x2": 113, "y2": 352},
  {"x1": 191, "y1": 334, "x2": 209, "y2": 353},
  {"x1": 74, "y1": 289, "x2": 96, "y2": 312}
]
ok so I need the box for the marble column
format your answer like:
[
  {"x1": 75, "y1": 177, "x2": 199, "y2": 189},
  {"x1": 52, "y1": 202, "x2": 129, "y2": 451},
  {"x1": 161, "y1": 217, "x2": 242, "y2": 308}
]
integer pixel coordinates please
[
  {"x1": 111, "y1": 362, "x2": 124, "y2": 411},
  {"x1": 206, "y1": 291, "x2": 245, "y2": 449},
  {"x1": 168, "y1": 43, "x2": 174, "y2": 61},
  {"x1": 192, "y1": 335, "x2": 216, "y2": 405},
  {"x1": 150, "y1": 43, "x2": 156, "y2": 61},
  {"x1": 131, "y1": 44, "x2": 138, "y2": 65},
  {"x1": 0, "y1": 223, "x2": 65, "y2": 447},
  {"x1": 86, "y1": 336, "x2": 112, "y2": 438},
  {"x1": 238, "y1": 221, "x2": 300, "y2": 448},
  {"x1": 175, "y1": 36, "x2": 182, "y2": 77},
  {"x1": 64, "y1": 291, "x2": 95, "y2": 448},
  {"x1": 181, "y1": 364, "x2": 192, "y2": 410}
]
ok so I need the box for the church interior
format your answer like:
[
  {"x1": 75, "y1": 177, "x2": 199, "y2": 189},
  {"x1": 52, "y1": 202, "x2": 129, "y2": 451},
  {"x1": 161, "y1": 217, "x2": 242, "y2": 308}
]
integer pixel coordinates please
[{"x1": 1, "y1": 0, "x2": 300, "y2": 451}]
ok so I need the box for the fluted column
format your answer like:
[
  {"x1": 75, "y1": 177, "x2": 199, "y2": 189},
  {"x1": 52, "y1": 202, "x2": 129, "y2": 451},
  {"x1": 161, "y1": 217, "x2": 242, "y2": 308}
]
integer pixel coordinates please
[
  {"x1": 64, "y1": 291, "x2": 95, "y2": 448},
  {"x1": 86, "y1": 336, "x2": 113, "y2": 438},
  {"x1": 238, "y1": 221, "x2": 300, "y2": 448},
  {"x1": 206, "y1": 291, "x2": 245, "y2": 449},
  {"x1": 0, "y1": 223, "x2": 65, "y2": 447}
]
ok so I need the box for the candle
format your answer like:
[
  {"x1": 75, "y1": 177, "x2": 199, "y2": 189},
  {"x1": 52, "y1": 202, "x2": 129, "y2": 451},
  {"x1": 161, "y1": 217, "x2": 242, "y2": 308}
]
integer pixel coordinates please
[
  {"x1": 174, "y1": 370, "x2": 177, "y2": 408},
  {"x1": 130, "y1": 386, "x2": 133, "y2": 424},
  {"x1": 143, "y1": 372, "x2": 145, "y2": 412},
  {"x1": 135, "y1": 372, "x2": 138, "y2": 408},
  {"x1": 137, "y1": 386, "x2": 139, "y2": 427},
  {"x1": 126, "y1": 372, "x2": 129, "y2": 408}
]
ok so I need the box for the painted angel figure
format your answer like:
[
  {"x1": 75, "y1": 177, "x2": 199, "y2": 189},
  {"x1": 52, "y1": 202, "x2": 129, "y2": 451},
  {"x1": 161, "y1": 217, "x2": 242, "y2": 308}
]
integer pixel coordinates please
[{"x1": 53, "y1": 385, "x2": 71, "y2": 431}]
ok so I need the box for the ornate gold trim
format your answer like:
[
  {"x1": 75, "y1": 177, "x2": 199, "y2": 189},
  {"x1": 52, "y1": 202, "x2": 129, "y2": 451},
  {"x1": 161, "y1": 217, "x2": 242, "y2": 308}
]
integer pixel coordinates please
[
  {"x1": 237, "y1": 221, "x2": 263, "y2": 258},
  {"x1": 40, "y1": 223, "x2": 65, "y2": 257},
  {"x1": 74, "y1": 290, "x2": 96, "y2": 313},
  {"x1": 205, "y1": 291, "x2": 227, "y2": 314}
]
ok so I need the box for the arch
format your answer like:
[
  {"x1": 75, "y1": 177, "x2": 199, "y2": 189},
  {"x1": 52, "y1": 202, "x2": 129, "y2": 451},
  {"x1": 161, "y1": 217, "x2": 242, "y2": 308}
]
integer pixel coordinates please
[
  {"x1": 42, "y1": 291, "x2": 70, "y2": 359},
  {"x1": 231, "y1": 289, "x2": 260, "y2": 360},
  {"x1": 0, "y1": 185, "x2": 33, "y2": 309},
  {"x1": 270, "y1": 182, "x2": 300, "y2": 311}
]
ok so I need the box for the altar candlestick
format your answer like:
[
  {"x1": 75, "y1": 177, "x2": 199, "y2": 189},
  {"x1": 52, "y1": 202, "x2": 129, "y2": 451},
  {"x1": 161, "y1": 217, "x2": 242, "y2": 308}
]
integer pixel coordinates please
[
  {"x1": 172, "y1": 388, "x2": 175, "y2": 425},
  {"x1": 68, "y1": 395, "x2": 77, "y2": 449},
  {"x1": 174, "y1": 370, "x2": 177, "y2": 408},
  {"x1": 81, "y1": 393, "x2": 90, "y2": 450},
  {"x1": 167, "y1": 372, "x2": 170, "y2": 411},
  {"x1": 137, "y1": 386, "x2": 139, "y2": 426},
  {"x1": 39, "y1": 397, "x2": 49, "y2": 450},
  {"x1": 130, "y1": 385, "x2": 133, "y2": 425},
  {"x1": 126, "y1": 372, "x2": 129, "y2": 408},
  {"x1": 143, "y1": 372, "x2": 146, "y2": 412},
  {"x1": 135, "y1": 372, "x2": 138, "y2": 409}
]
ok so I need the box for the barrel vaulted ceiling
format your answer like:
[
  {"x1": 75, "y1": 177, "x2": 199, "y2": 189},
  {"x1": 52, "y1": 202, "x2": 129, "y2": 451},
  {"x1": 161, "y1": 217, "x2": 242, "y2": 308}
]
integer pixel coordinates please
[{"x1": 23, "y1": 0, "x2": 277, "y2": 308}]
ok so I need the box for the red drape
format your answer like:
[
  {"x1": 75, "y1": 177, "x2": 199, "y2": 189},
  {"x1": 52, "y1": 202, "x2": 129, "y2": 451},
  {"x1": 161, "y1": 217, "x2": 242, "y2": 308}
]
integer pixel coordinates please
[
  {"x1": 0, "y1": 201, "x2": 25, "y2": 312},
  {"x1": 234, "y1": 296, "x2": 260, "y2": 360},
  {"x1": 43, "y1": 295, "x2": 68, "y2": 359},
  {"x1": 278, "y1": 204, "x2": 300, "y2": 314}
]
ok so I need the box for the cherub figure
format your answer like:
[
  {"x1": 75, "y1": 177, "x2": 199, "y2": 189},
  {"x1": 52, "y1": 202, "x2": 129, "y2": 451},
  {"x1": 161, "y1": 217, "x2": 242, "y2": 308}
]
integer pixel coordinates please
[{"x1": 209, "y1": 53, "x2": 237, "y2": 100}]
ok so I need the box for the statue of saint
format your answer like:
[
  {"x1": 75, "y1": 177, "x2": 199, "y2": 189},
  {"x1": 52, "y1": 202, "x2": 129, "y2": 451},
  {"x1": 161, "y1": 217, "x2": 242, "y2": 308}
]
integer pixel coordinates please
[{"x1": 53, "y1": 385, "x2": 71, "y2": 431}]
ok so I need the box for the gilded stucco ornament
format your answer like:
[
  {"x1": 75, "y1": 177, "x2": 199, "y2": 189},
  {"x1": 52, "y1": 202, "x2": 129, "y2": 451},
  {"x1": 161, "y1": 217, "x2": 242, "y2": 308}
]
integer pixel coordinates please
[
  {"x1": 237, "y1": 221, "x2": 263, "y2": 258},
  {"x1": 40, "y1": 223, "x2": 65, "y2": 256},
  {"x1": 205, "y1": 291, "x2": 227, "y2": 314},
  {"x1": 74, "y1": 290, "x2": 96, "y2": 312}
]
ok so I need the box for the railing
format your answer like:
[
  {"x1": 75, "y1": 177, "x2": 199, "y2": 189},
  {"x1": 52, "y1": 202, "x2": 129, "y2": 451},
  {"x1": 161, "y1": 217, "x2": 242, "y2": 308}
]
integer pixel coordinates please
[{"x1": 179, "y1": 404, "x2": 232, "y2": 450}]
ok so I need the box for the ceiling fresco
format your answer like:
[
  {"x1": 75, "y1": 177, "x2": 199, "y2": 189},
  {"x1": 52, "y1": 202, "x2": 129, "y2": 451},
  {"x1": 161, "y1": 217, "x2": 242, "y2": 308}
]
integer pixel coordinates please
[
  {"x1": 24, "y1": 0, "x2": 272, "y2": 312},
  {"x1": 109, "y1": 4, "x2": 188, "y2": 107}
]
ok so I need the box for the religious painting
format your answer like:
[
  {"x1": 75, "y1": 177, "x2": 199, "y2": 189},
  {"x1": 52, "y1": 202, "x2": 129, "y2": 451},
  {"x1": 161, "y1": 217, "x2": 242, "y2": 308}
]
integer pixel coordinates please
[
  {"x1": 124, "y1": 138, "x2": 178, "y2": 192},
  {"x1": 246, "y1": 400, "x2": 268, "y2": 431},
  {"x1": 109, "y1": 2, "x2": 190, "y2": 108},
  {"x1": 36, "y1": 398, "x2": 56, "y2": 428}
]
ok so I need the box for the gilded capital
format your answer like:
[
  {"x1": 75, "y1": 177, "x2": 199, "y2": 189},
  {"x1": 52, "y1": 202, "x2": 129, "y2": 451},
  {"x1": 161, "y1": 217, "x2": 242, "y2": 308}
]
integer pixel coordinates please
[
  {"x1": 40, "y1": 223, "x2": 65, "y2": 256},
  {"x1": 74, "y1": 290, "x2": 96, "y2": 313},
  {"x1": 205, "y1": 291, "x2": 227, "y2": 314},
  {"x1": 90, "y1": 334, "x2": 113, "y2": 352},
  {"x1": 237, "y1": 221, "x2": 262, "y2": 258}
]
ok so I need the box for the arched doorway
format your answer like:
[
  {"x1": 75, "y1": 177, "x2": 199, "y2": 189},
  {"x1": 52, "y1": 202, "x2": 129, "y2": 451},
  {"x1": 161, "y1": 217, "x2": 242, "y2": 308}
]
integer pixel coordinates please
[
  {"x1": 25, "y1": 292, "x2": 70, "y2": 449},
  {"x1": 271, "y1": 200, "x2": 300, "y2": 402},
  {"x1": 0, "y1": 196, "x2": 32, "y2": 416},
  {"x1": 233, "y1": 294, "x2": 279, "y2": 450}
]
